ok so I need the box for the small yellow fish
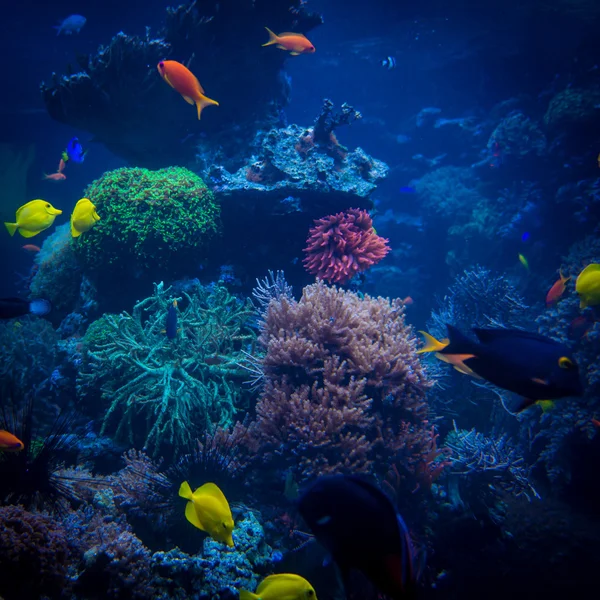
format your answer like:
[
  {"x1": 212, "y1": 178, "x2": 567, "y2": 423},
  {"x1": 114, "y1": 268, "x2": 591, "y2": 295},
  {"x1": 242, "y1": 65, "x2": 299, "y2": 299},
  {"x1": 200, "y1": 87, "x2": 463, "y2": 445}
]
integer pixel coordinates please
[
  {"x1": 179, "y1": 481, "x2": 234, "y2": 547},
  {"x1": 576, "y1": 263, "x2": 600, "y2": 308},
  {"x1": 240, "y1": 574, "x2": 318, "y2": 600},
  {"x1": 70, "y1": 198, "x2": 100, "y2": 238},
  {"x1": 518, "y1": 253, "x2": 529, "y2": 270},
  {"x1": 4, "y1": 200, "x2": 62, "y2": 238}
]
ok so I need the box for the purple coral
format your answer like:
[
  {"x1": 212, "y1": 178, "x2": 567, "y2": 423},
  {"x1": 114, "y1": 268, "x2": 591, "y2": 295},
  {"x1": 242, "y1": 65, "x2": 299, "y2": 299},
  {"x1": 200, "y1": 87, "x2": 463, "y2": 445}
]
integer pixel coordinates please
[{"x1": 248, "y1": 281, "x2": 434, "y2": 486}]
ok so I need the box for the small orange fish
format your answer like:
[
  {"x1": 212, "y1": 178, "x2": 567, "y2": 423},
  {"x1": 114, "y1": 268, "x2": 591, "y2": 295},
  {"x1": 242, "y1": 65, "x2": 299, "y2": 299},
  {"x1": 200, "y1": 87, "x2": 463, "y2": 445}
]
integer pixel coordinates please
[
  {"x1": 57, "y1": 158, "x2": 66, "y2": 173},
  {"x1": 592, "y1": 418, "x2": 600, "y2": 427},
  {"x1": 546, "y1": 270, "x2": 570, "y2": 307},
  {"x1": 22, "y1": 244, "x2": 41, "y2": 253},
  {"x1": 0, "y1": 430, "x2": 24, "y2": 451},
  {"x1": 44, "y1": 172, "x2": 66, "y2": 181},
  {"x1": 402, "y1": 296, "x2": 414, "y2": 306},
  {"x1": 157, "y1": 60, "x2": 219, "y2": 120},
  {"x1": 262, "y1": 28, "x2": 315, "y2": 55}
]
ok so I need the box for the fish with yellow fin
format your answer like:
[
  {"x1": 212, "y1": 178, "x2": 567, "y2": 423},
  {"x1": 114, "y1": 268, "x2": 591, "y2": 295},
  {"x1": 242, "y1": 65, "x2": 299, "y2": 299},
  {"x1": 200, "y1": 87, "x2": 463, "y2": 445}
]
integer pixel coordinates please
[
  {"x1": 70, "y1": 198, "x2": 100, "y2": 238},
  {"x1": 416, "y1": 330, "x2": 481, "y2": 378},
  {"x1": 179, "y1": 481, "x2": 234, "y2": 546},
  {"x1": 239, "y1": 574, "x2": 317, "y2": 600},
  {"x1": 4, "y1": 200, "x2": 62, "y2": 238}
]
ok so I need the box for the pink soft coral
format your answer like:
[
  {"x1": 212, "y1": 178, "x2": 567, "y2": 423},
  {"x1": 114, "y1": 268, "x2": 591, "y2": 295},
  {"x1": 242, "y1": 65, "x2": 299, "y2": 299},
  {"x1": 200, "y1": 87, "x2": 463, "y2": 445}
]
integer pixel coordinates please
[{"x1": 303, "y1": 208, "x2": 390, "y2": 284}]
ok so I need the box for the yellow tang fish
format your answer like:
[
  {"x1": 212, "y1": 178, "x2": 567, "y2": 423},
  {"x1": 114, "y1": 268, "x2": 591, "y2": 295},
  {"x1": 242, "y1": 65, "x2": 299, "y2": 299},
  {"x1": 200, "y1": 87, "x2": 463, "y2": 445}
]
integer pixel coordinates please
[
  {"x1": 576, "y1": 263, "x2": 600, "y2": 308},
  {"x1": 518, "y1": 253, "x2": 529, "y2": 270},
  {"x1": 240, "y1": 573, "x2": 318, "y2": 600},
  {"x1": 4, "y1": 200, "x2": 62, "y2": 238},
  {"x1": 70, "y1": 198, "x2": 100, "y2": 238},
  {"x1": 179, "y1": 481, "x2": 234, "y2": 547}
]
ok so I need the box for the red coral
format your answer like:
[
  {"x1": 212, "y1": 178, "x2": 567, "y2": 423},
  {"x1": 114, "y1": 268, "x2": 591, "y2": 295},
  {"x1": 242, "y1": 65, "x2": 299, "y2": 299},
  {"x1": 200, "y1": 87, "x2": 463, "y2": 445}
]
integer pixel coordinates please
[
  {"x1": 303, "y1": 208, "x2": 390, "y2": 284},
  {"x1": 294, "y1": 128, "x2": 315, "y2": 158}
]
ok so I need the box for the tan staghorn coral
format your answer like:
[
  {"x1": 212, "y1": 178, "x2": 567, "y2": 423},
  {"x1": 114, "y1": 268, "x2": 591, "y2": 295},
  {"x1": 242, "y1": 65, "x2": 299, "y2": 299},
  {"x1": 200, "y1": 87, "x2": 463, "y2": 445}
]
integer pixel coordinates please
[{"x1": 250, "y1": 281, "x2": 434, "y2": 485}]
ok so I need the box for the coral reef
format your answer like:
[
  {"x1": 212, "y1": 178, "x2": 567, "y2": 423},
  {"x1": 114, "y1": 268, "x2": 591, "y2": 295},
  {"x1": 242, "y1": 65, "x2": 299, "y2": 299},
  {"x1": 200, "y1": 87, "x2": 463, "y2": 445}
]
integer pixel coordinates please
[
  {"x1": 0, "y1": 505, "x2": 75, "y2": 600},
  {"x1": 487, "y1": 112, "x2": 547, "y2": 161},
  {"x1": 303, "y1": 208, "x2": 390, "y2": 285},
  {"x1": 73, "y1": 166, "x2": 221, "y2": 287},
  {"x1": 248, "y1": 281, "x2": 434, "y2": 487},
  {"x1": 529, "y1": 235, "x2": 600, "y2": 486},
  {"x1": 543, "y1": 87, "x2": 600, "y2": 131},
  {"x1": 77, "y1": 281, "x2": 256, "y2": 457},
  {"x1": 41, "y1": 1, "x2": 323, "y2": 168}
]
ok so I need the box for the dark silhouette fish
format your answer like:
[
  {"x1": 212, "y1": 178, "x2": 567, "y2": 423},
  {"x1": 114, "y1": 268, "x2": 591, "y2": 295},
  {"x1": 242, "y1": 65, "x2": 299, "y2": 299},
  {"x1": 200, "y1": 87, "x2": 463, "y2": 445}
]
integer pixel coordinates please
[
  {"x1": 298, "y1": 475, "x2": 418, "y2": 599},
  {"x1": 439, "y1": 325, "x2": 584, "y2": 411},
  {"x1": 0, "y1": 297, "x2": 51, "y2": 320}
]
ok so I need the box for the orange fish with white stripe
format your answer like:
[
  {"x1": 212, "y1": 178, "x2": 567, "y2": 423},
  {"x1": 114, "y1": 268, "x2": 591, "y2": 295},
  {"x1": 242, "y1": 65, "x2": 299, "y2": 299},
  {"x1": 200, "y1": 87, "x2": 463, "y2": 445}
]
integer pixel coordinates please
[{"x1": 157, "y1": 60, "x2": 219, "y2": 120}]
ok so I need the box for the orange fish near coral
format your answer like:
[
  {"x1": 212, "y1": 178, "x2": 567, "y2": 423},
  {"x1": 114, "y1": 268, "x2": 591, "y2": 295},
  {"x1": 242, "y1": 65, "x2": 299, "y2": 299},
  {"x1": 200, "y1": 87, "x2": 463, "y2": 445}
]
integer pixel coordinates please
[
  {"x1": 262, "y1": 28, "x2": 315, "y2": 55},
  {"x1": 157, "y1": 60, "x2": 219, "y2": 120},
  {"x1": 58, "y1": 158, "x2": 66, "y2": 173},
  {"x1": 0, "y1": 430, "x2": 24, "y2": 451},
  {"x1": 44, "y1": 172, "x2": 66, "y2": 182},
  {"x1": 21, "y1": 244, "x2": 41, "y2": 253},
  {"x1": 546, "y1": 270, "x2": 570, "y2": 307}
]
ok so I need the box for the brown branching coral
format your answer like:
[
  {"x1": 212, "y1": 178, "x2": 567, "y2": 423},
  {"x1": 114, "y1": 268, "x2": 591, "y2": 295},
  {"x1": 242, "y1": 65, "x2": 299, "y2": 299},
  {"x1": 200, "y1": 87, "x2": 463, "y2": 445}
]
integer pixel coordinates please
[{"x1": 250, "y1": 282, "x2": 434, "y2": 484}]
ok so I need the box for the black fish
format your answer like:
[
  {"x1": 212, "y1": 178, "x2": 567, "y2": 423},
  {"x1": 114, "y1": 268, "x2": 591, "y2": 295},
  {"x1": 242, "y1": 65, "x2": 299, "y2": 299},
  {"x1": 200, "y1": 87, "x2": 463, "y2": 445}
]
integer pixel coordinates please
[
  {"x1": 166, "y1": 300, "x2": 178, "y2": 340},
  {"x1": 439, "y1": 325, "x2": 584, "y2": 411},
  {"x1": 298, "y1": 475, "x2": 418, "y2": 599},
  {"x1": 0, "y1": 297, "x2": 51, "y2": 320}
]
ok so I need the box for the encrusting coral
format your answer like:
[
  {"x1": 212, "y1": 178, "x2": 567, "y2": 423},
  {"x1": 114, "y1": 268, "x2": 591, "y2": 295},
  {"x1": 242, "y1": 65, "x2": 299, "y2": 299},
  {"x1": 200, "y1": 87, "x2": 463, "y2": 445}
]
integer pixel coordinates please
[
  {"x1": 77, "y1": 281, "x2": 256, "y2": 457},
  {"x1": 249, "y1": 281, "x2": 434, "y2": 487}
]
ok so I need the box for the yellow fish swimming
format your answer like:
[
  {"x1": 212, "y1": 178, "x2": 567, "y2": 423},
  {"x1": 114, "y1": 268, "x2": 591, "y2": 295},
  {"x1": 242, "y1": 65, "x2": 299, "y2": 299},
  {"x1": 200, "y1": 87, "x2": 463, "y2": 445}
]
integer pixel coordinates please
[
  {"x1": 240, "y1": 574, "x2": 317, "y2": 600},
  {"x1": 4, "y1": 200, "x2": 62, "y2": 238},
  {"x1": 70, "y1": 198, "x2": 100, "y2": 238},
  {"x1": 576, "y1": 264, "x2": 600, "y2": 308},
  {"x1": 179, "y1": 481, "x2": 234, "y2": 547},
  {"x1": 417, "y1": 330, "x2": 481, "y2": 378}
]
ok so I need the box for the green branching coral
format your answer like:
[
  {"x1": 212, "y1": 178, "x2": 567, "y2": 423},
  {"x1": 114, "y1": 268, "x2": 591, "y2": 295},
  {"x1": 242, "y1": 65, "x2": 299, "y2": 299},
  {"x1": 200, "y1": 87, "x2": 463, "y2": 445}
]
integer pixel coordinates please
[
  {"x1": 72, "y1": 166, "x2": 221, "y2": 276},
  {"x1": 77, "y1": 281, "x2": 256, "y2": 457}
]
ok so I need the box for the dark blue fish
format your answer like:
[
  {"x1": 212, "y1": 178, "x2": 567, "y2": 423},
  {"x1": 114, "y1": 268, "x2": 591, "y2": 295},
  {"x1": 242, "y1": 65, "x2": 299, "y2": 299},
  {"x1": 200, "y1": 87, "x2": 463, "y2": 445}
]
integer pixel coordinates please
[
  {"x1": 399, "y1": 186, "x2": 416, "y2": 194},
  {"x1": 66, "y1": 137, "x2": 86, "y2": 163},
  {"x1": 166, "y1": 300, "x2": 178, "y2": 340},
  {"x1": 521, "y1": 231, "x2": 531, "y2": 242},
  {"x1": 298, "y1": 475, "x2": 418, "y2": 599},
  {"x1": 439, "y1": 325, "x2": 584, "y2": 411},
  {"x1": 0, "y1": 297, "x2": 51, "y2": 319}
]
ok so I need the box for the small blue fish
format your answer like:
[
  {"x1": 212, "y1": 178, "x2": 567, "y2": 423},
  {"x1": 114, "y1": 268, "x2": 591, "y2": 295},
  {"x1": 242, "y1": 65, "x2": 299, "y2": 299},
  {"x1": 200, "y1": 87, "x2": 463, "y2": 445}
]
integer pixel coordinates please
[
  {"x1": 65, "y1": 137, "x2": 87, "y2": 164},
  {"x1": 166, "y1": 300, "x2": 178, "y2": 340},
  {"x1": 54, "y1": 15, "x2": 86, "y2": 36},
  {"x1": 521, "y1": 231, "x2": 531, "y2": 242},
  {"x1": 399, "y1": 186, "x2": 416, "y2": 194}
]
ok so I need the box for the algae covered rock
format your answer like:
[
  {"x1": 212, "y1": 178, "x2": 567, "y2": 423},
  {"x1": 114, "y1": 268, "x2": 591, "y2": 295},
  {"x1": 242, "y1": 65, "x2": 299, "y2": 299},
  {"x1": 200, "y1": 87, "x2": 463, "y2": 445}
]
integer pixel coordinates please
[{"x1": 73, "y1": 166, "x2": 221, "y2": 280}]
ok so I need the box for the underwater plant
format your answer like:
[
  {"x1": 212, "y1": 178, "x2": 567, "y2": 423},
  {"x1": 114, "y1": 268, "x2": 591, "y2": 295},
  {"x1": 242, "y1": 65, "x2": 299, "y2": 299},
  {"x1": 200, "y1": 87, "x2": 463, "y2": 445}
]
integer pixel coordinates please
[
  {"x1": 248, "y1": 281, "x2": 434, "y2": 487},
  {"x1": 78, "y1": 281, "x2": 256, "y2": 457},
  {"x1": 72, "y1": 166, "x2": 221, "y2": 281}
]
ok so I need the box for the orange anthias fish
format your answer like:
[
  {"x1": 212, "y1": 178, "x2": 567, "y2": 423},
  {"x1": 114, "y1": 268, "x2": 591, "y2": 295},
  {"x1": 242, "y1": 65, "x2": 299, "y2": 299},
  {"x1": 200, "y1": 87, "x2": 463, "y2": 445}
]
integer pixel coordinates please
[
  {"x1": 44, "y1": 172, "x2": 66, "y2": 182},
  {"x1": 22, "y1": 244, "x2": 41, "y2": 253},
  {"x1": 0, "y1": 430, "x2": 24, "y2": 451},
  {"x1": 57, "y1": 158, "x2": 66, "y2": 173},
  {"x1": 262, "y1": 28, "x2": 315, "y2": 55},
  {"x1": 157, "y1": 60, "x2": 219, "y2": 120},
  {"x1": 546, "y1": 270, "x2": 570, "y2": 307}
]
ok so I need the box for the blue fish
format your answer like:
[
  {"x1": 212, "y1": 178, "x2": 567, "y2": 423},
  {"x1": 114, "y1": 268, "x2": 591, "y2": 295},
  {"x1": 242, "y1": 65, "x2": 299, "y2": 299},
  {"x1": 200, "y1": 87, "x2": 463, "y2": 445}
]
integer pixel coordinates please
[
  {"x1": 521, "y1": 231, "x2": 531, "y2": 242},
  {"x1": 399, "y1": 186, "x2": 416, "y2": 194},
  {"x1": 66, "y1": 137, "x2": 87, "y2": 163},
  {"x1": 166, "y1": 300, "x2": 178, "y2": 340},
  {"x1": 54, "y1": 15, "x2": 86, "y2": 36}
]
